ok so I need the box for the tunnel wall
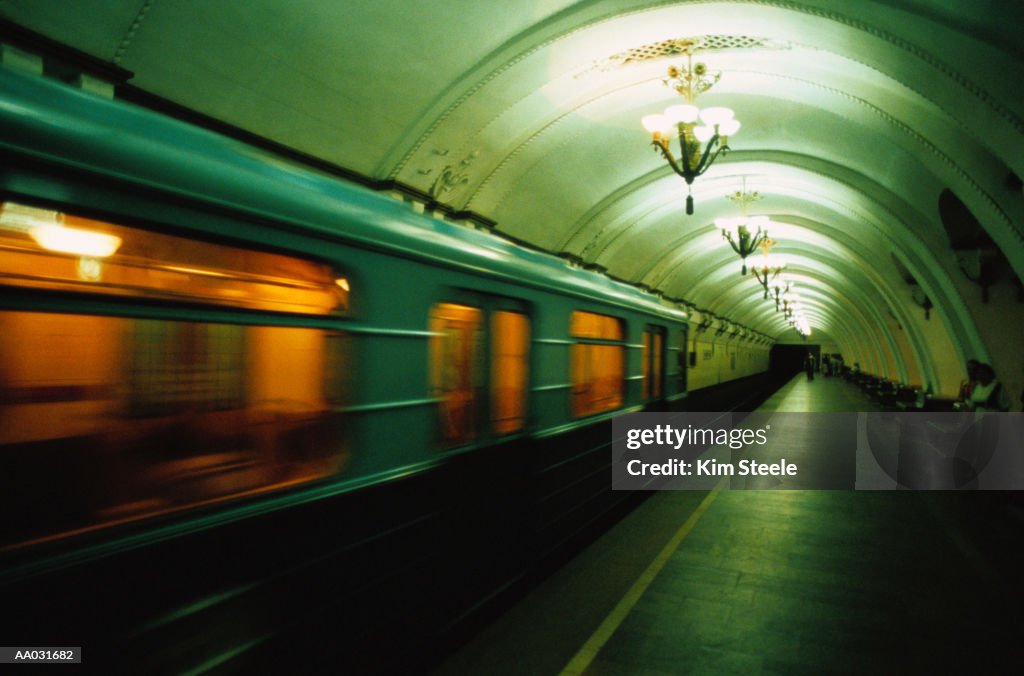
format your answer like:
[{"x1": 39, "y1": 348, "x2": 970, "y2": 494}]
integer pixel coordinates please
[{"x1": 687, "y1": 334, "x2": 771, "y2": 392}]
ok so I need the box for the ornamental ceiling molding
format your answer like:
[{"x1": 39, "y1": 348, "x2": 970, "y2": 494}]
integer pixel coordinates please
[
  {"x1": 757, "y1": 0, "x2": 1024, "y2": 136},
  {"x1": 729, "y1": 68, "x2": 1024, "y2": 260},
  {"x1": 112, "y1": 0, "x2": 157, "y2": 65},
  {"x1": 462, "y1": 104, "x2": 589, "y2": 215},
  {"x1": 572, "y1": 34, "x2": 790, "y2": 79},
  {"x1": 382, "y1": 0, "x2": 1024, "y2": 182}
]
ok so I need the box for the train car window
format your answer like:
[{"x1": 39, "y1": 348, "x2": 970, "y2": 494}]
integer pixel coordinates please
[
  {"x1": 129, "y1": 321, "x2": 246, "y2": 416},
  {"x1": 0, "y1": 311, "x2": 349, "y2": 550},
  {"x1": 569, "y1": 311, "x2": 624, "y2": 417},
  {"x1": 651, "y1": 326, "x2": 665, "y2": 399},
  {"x1": 0, "y1": 201, "x2": 352, "y2": 550},
  {"x1": 642, "y1": 331, "x2": 651, "y2": 400},
  {"x1": 491, "y1": 310, "x2": 529, "y2": 434},
  {"x1": 679, "y1": 327, "x2": 688, "y2": 391},
  {"x1": 654, "y1": 331, "x2": 664, "y2": 397},
  {"x1": 429, "y1": 303, "x2": 483, "y2": 447},
  {"x1": 0, "y1": 201, "x2": 348, "y2": 315},
  {"x1": 641, "y1": 326, "x2": 665, "y2": 400}
]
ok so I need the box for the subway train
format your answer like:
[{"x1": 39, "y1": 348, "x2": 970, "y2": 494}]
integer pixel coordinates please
[
  {"x1": 0, "y1": 68, "x2": 776, "y2": 672},
  {"x1": 0, "y1": 66, "x2": 694, "y2": 672}
]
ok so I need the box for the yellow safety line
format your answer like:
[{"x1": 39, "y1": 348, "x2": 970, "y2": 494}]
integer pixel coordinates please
[{"x1": 559, "y1": 479, "x2": 726, "y2": 675}]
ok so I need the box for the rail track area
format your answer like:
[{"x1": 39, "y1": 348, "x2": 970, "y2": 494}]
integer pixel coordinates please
[{"x1": 435, "y1": 375, "x2": 1024, "y2": 675}]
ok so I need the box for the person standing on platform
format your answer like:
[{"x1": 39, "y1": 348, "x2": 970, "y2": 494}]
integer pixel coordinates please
[
  {"x1": 805, "y1": 352, "x2": 815, "y2": 381},
  {"x1": 966, "y1": 363, "x2": 1009, "y2": 412}
]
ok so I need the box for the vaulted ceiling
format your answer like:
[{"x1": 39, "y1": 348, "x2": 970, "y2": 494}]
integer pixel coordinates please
[{"x1": 3, "y1": 0, "x2": 1023, "y2": 393}]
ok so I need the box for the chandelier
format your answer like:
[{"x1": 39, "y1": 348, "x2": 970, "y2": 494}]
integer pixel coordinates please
[
  {"x1": 772, "y1": 280, "x2": 788, "y2": 312},
  {"x1": 750, "y1": 238, "x2": 785, "y2": 298},
  {"x1": 641, "y1": 45, "x2": 739, "y2": 215},
  {"x1": 780, "y1": 283, "x2": 799, "y2": 318},
  {"x1": 717, "y1": 182, "x2": 769, "y2": 275},
  {"x1": 775, "y1": 281, "x2": 811, "y2": 336}
]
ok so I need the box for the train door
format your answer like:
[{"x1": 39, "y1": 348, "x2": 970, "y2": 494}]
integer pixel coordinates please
[
  {"x1": 678, "y1": 326, "x2": 688, "y2": 393},
  {"x1": 429, "y1": 303, "x2": 483, "y2": 448},
  {"x1": 641, "y1": 324, "x2": 666, "y2": 401},
  {"x1": 429, "y1": 296, "x2": 530, "y2": 448},
  {"x1": 490, "y1": 304, "x2": 530, "y2": 435}
]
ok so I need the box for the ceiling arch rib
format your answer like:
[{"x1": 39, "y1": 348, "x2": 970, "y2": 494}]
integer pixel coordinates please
[
  {"x1": 565, "y1": 163, "x2": 948, "y2": 388},
  {"x1": 701, "y1": 263, "x2": 914, "y2": 384},
  {"x1": 666, "y1": 246, "x2": 902, "y2": 363},
  {"x1": 568, "y1": 156, "x2": 985, "y2": 386},
  {"x1": 739, "y1": 282, "x2": 912, "y2": 385},
  {"x1": 650, "y1": 215, "x2": 947, "y2": 389}
]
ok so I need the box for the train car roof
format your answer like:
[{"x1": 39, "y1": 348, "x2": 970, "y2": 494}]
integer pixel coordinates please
[{"x1": 0, "y1": 69, "x2": 687, "y2": 323}]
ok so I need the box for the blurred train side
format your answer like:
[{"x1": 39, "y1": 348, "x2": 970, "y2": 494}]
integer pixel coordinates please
[{"x1": 0, "y1": 69, "x2": 704, "y2": 672}]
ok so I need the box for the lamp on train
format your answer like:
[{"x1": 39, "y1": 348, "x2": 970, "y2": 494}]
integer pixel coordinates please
[
  {"x1": 1, "y1": 202, "x2": 121, "y2": 257},
  {"x1": 640, "y1": 43, "x2": 739, "y2": 215},
  {"x1": 717, "y1": 182, "x2": 769, "y2": 275},
  {"x1": 29, "y1": 224, "x2": 122, "y2": 258}
]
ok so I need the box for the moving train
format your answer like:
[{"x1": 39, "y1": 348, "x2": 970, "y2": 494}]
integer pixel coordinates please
[{"x1": 0, "y1": 67, "x2": 770, "y2": 671}]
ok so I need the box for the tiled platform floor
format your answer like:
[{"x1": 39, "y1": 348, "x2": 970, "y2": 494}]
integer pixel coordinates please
[
  {"x1": 434, "y1": 375, "x2": 1024, "y2": 675},
  {"x1": 587, "y1": 490, "x2": 1021, "y2": 674},
  {"x1": 757, "y1": 372, "x2": 878, "y2": 413}
]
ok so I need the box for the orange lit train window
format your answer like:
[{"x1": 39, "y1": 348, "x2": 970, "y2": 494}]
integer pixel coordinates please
[
  {"x1": 491, "y1": 311, "x2": 529, "y2": 434},
  {"x1": 642, "y1": 325, "x2": 665, "y2": 400},
  {"x1": 0, "y1": 203, "x2": 350, "y2": 551},
  {"x1": 429, "y1": 303, "x2": 483, "y2": 447},
  {"x1": 678, "y1": 327, "x2": 688, "y2": 391},
  {"x1": 570, "y1": 311, "x2": 625, "y2": 417},
  {"x1": 0, "y1": 201, "x2": 349, "y2": 315},
  {"x1": 642, "y1": 331, "x2": 650, "y2": 400},
  {"x1": 653, "y1": 330, "x2": 663, "y2": 397}
]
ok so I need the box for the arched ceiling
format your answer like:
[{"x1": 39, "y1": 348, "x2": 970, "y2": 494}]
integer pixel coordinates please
[{"x1": 3, "y1": 0, "x2": 1023, "y2": 392}]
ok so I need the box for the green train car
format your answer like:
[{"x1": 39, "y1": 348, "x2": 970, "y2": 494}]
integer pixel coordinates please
[{"x1": 0, "y1": 68, "x2": 690, "y2": 672}]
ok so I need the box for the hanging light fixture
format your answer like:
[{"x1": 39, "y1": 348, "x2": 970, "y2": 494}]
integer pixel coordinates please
[
  {"x1": 717, "y1": 179, "x2": 769, "y2": 274},
  {"x1": 776, "y1": 281, "x2": 811, "y2": 336},
  {"x1": 780, "y1": 283, "x2": 798, "y2": 319},
  {"x1": 772, "y1": 283, "x2": 784, "y2": 311},
  {"x1": 640, "y1": 43, "x2": 739, "y2": 215},
  {"x1": 750, "y1": 237, "x2": 785, "y2": 298}
]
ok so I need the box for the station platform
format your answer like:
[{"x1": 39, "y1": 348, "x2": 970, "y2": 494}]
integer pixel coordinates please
[
  {"x1": 756, "y1": 371, "x2": 880, "y2": 413},
  {"x1": 434, "y1": 374, "x2": 1024, "y2": 675}
]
